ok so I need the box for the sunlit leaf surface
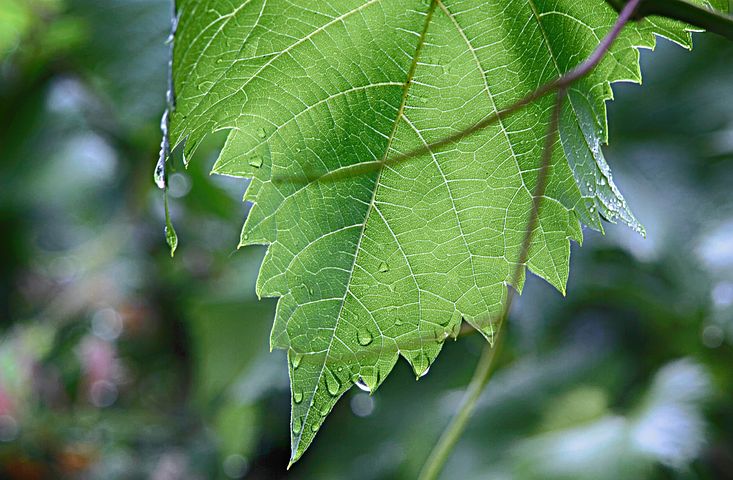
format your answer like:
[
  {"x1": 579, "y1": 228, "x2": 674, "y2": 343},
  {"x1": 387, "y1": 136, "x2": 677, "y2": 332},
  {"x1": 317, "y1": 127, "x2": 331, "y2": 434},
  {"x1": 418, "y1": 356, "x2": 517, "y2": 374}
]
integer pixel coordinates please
[{"x1": 170, "y1": 0, "x2": 717, "y2": 462}]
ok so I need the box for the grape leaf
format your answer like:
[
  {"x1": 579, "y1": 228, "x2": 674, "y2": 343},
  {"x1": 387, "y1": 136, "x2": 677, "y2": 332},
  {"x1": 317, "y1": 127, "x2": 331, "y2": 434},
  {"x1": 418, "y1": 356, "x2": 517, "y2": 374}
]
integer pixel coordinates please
[{"x1": 169, "y1": 0, "x2": 723, "y2": 463}]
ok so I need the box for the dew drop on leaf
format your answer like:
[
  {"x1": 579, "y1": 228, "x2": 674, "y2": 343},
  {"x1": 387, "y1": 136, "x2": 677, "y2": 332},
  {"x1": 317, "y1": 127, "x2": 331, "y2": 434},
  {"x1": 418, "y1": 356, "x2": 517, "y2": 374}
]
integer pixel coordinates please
[
  {"x1": 293, "y1": 416, "x2": 302, "y2": 434},
  {"x1": 293, "y1": 389, "x2": 303, "y2": 404},
  {"x1": 357, "y1": 328, "x2": 373, "y2": 346},
  {"x1": 153, "y1": 158, "x2": 166, "y2": 189},
  {"x1": 291, "y1": 352, "x2": 303, "y2": 370},
  {"x1": 434, "y1": 328, "x2": 449, "y2": 341},
  {"x1": 248, "y1": 155, "x2": 263, "y2": 168},
  {"x1": 378, "y1": 261, "x2": 389, "y2": 273},
  {"x1": 354, "y1": 378, "x2": 370, "y2": 393},
  {"x1": 257, "y1": 127, "x2": 266, "y2": 138},
  {"x1": 164, "y1": 225, "x2": 178, "y2": 257},
  {"x1": 310, "y1": 423, "x2": 320, "y2": 432},
  {"x1": 481, "y1": 323, "x2": 495, "y2": 342},
  {"x1": 325, "y1": 369, "x2": 340, "y2": 396},
  {"x1": 451, "y1": 320, "x2": 462, "y2": 339}
]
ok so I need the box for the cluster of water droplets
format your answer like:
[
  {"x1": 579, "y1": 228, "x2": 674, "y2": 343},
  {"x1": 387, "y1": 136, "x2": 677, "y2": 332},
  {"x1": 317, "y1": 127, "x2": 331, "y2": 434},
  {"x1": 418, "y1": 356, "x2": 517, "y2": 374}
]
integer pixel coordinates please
[
  {"x1": 286, "y1": 272, "x2": 470, "y2": 437},
  {"x1": 154, "y1": 9, "x2": 179, "y2": 191},
  {"x1": 581, "y1": 138, "x2": 645, "y2": 236},
  {"x1": 154, "y1": 6, "x2": 180, "y2": 256}
]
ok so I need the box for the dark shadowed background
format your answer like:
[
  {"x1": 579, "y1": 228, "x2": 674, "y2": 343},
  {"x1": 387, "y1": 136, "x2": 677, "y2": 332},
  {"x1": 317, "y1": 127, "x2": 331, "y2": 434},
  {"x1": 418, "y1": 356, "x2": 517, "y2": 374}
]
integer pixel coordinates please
[{"x1": 1, "y1": 1, "x2": 732, "y2": 478}]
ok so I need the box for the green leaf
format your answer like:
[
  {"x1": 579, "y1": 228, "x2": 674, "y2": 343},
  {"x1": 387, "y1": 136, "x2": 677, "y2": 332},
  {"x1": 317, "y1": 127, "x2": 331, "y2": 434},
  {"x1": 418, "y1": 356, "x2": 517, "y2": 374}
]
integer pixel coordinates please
[{"x1": 169, "y1": 0, "x2": 715, "y2": 463}]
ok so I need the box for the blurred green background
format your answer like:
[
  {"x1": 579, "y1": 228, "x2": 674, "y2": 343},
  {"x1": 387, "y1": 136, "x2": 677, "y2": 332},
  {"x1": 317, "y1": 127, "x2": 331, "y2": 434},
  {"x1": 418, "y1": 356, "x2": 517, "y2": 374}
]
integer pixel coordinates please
[{"x1": 1, "y1": 1, "x2": 732, "y2": 479}]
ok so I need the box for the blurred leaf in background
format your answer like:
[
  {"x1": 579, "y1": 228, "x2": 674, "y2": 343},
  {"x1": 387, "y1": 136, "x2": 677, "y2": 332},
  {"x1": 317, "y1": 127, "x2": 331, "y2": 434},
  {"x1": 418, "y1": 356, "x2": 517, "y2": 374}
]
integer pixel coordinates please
[
  {"x1": 0, "y1": 0, "x2": 285, "y2": 478},
  {"x1": 0, "y1": 1, "x2": 732, "y2": 479}
]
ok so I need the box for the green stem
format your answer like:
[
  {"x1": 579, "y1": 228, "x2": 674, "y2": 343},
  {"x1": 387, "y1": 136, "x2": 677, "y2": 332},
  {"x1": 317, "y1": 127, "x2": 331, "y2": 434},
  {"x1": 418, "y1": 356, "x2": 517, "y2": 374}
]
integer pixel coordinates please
[
  {"x1": 417, "y1": 90, "x2": 567, "y2": 480},
  {"x1": 418, "y1": 325, "x2": 507, "y2": 480}
]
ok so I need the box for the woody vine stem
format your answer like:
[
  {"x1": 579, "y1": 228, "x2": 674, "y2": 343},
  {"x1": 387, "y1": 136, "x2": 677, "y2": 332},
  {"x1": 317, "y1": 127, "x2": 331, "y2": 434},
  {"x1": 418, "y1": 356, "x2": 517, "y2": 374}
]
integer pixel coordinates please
[
  {"x1": 418, "y1": 1, "x2": 640, "y2": 478},
  {"x1": 417, "y1": 0, "x2": 733, "y2": 478}
]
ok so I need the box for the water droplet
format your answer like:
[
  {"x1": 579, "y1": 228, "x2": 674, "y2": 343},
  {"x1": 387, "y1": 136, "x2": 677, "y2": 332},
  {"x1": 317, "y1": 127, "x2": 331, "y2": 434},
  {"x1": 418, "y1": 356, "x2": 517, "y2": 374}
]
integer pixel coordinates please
[
  {"x1": 435, "y1": 328, "x2": 449, "y2": 341},
  {"x1": 395, "y1": 319, "x2": 404, "y2": 326},
  {"x1": 165, "y1": 13, "x2": 179, "y2": 44},
  {"x1": 257, "y1": 127, "x2": 266, "y2": 138},
  {"x1": 320, "y1": 406, "x2": 329, "y2": 417},
  {"x1": 354, "y1": 378, "x2": 371, "y2": 392},
  {"x1": 154, "y1": 157, "x2": 166, "y2": 189},
  {"x1": 243, "y1": 233, "x2": 250, "y2": 241},
  {"x1": 310, "y1": 423, "x2": 320, "y2": 432},
  {"x1": 589, "y1": 206, "x2": 596, "y2": 213},
  {"x1": 291, "y1": 352, "x2": 303, "y2": 369},
  {"x1": 164, "y1": 224, "x2": 178, "y2": 257},
  {"x1": 325, "y1": 369, "x2": 340, "y2": 396},
  {"x1": 591, "y1": 141, "x2": 601, "y2": 156},
  {"x1": 182, "y1": 138, "x2": 200, "y2": 166},
  {"x1": 378, "y1": 262, "x2": 390, "y2": 273},
  {"x1": 308, "y1": 287, "x2": 314, "y2": 295},
  {"x1": 599, "y1": 177, "x2": 607, "y2": 186},
  {"x1": 248, "y1": 155, "x2": 263, "y2": 168},
  {"x1": 482, "y1": 323, "x2": 496, "y2": 342},
  {"x1": 293, "y1": 416, "x2": 302, "y2": 434},
  {"x1": 419, "y1": 366, "x2": 431, "y2": 378},
  {"x1": 451, "y1": 319, "x2": 462, "y2": 338},
  {"x1": 357, "y1": 328, "x2": 373, "y2": 346},
  {"x1": 293, "y1": 389, "x2": 303, "y2": 404}
]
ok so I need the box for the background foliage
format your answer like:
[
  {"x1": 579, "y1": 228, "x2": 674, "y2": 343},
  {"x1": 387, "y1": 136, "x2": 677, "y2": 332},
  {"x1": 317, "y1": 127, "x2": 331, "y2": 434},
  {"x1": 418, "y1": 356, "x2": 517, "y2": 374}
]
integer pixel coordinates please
[{"x1": 1, "y1": 1, "x2": 732, "y2": 479}]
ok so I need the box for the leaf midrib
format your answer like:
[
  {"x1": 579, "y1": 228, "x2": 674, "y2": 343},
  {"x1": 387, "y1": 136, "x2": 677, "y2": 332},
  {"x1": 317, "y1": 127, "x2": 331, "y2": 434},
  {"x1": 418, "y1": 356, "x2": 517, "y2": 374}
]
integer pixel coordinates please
[{"x1": 292, "y1": 0, "x2": 439, "y2": 459}]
